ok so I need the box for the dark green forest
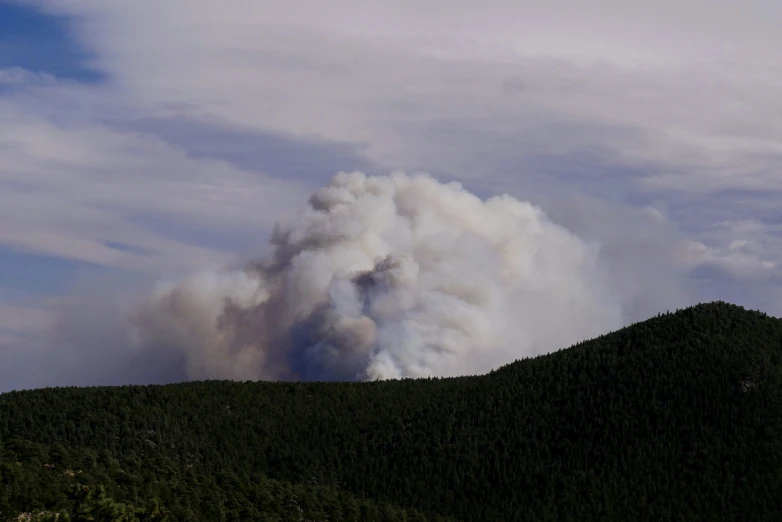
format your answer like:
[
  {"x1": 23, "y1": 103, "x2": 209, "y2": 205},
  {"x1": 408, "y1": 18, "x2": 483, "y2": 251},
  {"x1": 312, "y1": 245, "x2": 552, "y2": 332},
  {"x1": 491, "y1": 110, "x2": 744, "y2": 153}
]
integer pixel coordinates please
[{"x1": 1, "y1": 301, "x2": 781, "y2": 521}]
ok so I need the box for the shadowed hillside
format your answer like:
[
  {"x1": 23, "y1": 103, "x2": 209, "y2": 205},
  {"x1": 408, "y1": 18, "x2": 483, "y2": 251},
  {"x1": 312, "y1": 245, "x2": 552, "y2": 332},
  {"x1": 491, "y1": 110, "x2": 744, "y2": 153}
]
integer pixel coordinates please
[{"x1": 1, "y1": 301, "x2": 781, "y2": 521}]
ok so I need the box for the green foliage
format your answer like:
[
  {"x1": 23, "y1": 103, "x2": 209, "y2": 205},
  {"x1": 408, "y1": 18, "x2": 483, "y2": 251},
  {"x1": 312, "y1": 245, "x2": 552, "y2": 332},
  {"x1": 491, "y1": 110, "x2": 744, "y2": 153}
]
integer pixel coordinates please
[
  {"x1": 0, "y1": 449, "x2": 429, "y2": 521},
  {"x1": 1, "y1": 302, "x2": 781, "y2": 521}
]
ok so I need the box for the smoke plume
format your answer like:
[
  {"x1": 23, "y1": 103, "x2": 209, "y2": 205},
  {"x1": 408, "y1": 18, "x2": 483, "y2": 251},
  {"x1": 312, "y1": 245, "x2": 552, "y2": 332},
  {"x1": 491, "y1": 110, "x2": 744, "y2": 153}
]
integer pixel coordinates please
[{"x1": 129, "y1": 171, "x2": 632, "y2": 381}]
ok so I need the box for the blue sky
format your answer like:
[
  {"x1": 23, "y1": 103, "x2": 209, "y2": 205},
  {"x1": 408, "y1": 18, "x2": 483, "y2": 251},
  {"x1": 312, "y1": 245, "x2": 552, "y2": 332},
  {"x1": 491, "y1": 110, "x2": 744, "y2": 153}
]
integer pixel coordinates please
[
  {"x1": 0, "y1": 2, "x2": 105, "y2": 301},
  {"x1": 0, "y1": 1, "x2": 102, "y2": 82},
  {"x1": 0, "y1": 245, "x2": 105, "y2": 294},
  {"x1": 1, "y1": 0, "x2": 781, "y2": 390}
]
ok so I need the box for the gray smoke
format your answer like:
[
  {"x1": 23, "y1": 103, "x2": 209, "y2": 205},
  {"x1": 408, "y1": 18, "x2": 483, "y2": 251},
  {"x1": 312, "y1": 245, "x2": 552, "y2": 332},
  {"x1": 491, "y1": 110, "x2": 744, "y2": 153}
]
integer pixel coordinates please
[{"x1": 129, "y1": 171, "x2": 636, "y2": 381}]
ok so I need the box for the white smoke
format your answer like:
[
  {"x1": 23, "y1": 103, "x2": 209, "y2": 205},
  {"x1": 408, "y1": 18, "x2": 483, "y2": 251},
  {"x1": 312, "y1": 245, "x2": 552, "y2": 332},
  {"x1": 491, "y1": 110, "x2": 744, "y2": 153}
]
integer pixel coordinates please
[{"x1": 130, "y1": 171, "x2": 632, "y2": 381}]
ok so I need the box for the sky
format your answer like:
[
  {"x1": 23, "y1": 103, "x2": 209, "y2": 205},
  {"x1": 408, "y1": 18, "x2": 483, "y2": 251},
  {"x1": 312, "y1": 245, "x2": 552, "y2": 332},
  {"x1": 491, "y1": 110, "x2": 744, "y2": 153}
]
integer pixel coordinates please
[{"x1": 1, "y1": 0, "x2": 781, "y2": 390}]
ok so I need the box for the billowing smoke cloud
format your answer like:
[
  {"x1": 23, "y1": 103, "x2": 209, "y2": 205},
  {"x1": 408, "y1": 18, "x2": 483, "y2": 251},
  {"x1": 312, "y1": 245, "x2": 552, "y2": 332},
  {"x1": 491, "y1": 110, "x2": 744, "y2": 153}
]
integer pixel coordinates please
[{"x1": 128, "y1": 171, "x2": 633, "y2": 381}]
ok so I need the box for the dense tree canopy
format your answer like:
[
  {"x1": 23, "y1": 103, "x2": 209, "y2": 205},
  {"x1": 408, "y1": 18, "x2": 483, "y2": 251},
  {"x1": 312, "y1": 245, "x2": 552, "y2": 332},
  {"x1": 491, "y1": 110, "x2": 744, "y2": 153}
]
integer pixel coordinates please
[{"x1": 1, "y1": 301, "x2": 781, "y2": 520}]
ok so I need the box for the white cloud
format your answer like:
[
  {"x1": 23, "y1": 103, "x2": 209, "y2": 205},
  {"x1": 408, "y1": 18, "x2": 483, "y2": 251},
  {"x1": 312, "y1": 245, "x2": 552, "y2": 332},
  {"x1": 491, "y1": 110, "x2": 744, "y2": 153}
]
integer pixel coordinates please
[
  {"x1": 0, "y1": 86, "x2": 311, "y2": 274},
  {"x1": 9, "y1": 0, "x2": 782, "y2": 203},
  {"x1": 22, "y1": 2, "x2": 779, "y2": 165}
]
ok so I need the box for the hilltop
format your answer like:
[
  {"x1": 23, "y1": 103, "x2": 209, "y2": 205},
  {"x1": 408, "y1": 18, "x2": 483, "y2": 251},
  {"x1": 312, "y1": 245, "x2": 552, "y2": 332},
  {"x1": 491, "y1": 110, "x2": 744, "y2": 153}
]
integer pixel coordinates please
[{"x1": 1, "y1": 301, "x2": 781, "y2": 520}]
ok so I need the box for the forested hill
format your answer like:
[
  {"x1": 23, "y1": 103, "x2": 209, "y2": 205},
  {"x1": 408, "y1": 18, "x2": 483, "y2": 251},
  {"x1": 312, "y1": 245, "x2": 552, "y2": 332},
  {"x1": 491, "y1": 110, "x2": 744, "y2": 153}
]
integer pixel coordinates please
[{"x1": 2, "y1": 301, "x2": 781, "y2": 521}]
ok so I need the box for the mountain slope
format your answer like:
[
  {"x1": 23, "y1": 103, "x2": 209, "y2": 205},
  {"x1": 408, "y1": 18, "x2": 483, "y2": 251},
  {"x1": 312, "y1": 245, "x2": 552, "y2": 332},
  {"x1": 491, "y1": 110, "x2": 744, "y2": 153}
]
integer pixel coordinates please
[{"x1": 1, "y1": 301, "x2": 781, "y2": 521}]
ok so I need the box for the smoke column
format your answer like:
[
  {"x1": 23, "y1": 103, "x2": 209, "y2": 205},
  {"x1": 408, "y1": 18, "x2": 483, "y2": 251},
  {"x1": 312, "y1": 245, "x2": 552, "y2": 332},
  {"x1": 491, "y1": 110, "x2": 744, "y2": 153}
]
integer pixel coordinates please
[{"x1": 131, "y1": 171, "x2": 628, "y2": 381}]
